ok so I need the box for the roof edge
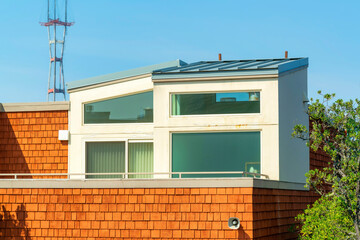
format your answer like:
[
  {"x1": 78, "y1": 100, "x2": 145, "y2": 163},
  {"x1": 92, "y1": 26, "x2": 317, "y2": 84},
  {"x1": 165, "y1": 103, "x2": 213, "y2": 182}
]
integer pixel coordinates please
[
  {"x1": 152, "y1": 69, "x2": 279, "y2": 80},
  {"x1": 0, "y1": 101, "x2": 70, "y2": 112},
  {"x1": 67, "y1": 59, "x2": 187, "y2": 91},
  {"x1": 278, "y1": 57, "x2": 308, "y2": 73}
]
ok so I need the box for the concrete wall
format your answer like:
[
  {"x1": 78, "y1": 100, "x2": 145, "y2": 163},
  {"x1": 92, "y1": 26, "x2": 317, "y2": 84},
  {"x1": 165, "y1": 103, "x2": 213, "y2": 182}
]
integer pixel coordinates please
[
  {"x1": 278, "y1": 68, "x2": 309, "y2": 183},
  {"x1": 153, "y1": 79, "x2": 280, "y2": 180}
]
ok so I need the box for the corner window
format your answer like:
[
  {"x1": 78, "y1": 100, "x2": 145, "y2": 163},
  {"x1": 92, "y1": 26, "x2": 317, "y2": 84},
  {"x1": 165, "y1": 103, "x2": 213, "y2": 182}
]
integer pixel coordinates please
[
  {"x1": 172, "y1": 132, "x2": 260, "y2": 178},
  {"x1": 84, "y1": 91, "x2": 153, "y2": 124},
  {"x1": 171, "y1": 91, "x2": 260, "y2": 116},
  {"x1": 86, "y1": 141, "x2": 153, "y2": 179}
]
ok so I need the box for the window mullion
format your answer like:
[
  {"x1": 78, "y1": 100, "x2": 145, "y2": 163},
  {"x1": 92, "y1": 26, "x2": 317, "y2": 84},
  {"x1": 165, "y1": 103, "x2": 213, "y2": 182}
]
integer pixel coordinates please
[{"x1": 125, "y1": 140, "x2": 129, "y2": 179}]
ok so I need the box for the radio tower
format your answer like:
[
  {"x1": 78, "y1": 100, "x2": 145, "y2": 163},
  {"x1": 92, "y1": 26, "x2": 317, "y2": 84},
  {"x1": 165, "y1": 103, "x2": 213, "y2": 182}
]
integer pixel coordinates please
[{"x1": 40, "y1": 0, "x2": 74, "y2": 101}]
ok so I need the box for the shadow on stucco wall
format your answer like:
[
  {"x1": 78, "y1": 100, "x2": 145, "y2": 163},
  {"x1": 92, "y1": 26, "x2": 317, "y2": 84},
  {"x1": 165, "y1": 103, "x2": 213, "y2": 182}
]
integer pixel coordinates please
[
  {"x1": 0, "y1": 204, "x2": 31, "y2": 239},
  {"x1": 0, "y1": 105, "x2": 31, "y2": 179}
]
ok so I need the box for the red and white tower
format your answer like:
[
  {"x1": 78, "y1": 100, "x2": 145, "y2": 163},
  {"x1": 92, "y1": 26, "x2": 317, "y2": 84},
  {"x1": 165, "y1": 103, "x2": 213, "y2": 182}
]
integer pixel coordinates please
[{"x1": 40, "y1": 0, "x2": 74, "y2": 101}]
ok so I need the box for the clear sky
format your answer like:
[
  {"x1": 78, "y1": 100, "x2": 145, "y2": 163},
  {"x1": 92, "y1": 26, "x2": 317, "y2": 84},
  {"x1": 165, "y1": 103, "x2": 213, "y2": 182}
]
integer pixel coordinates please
[{"x1": 0, "y1": 0, "x2": 359, "y2": 103}]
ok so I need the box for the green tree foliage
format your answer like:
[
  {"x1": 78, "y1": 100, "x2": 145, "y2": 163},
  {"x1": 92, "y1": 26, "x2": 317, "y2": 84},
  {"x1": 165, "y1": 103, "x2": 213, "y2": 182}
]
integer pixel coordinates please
[
  {"x1": 293, "y1": 91, "x2": 360, "y2": 239},
  {"x1": 297, "y1": 195, "x2": 354, "y2": 239}
]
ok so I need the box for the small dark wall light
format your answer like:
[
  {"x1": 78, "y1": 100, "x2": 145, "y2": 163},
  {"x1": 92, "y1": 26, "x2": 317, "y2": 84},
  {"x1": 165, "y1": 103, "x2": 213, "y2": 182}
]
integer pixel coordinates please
[
  {"x1": 228, "y1": 217, "x2": 240, "y2": 229},
  {"x1": 303, "y1": 92, "x2": 309, "y2": 104}
]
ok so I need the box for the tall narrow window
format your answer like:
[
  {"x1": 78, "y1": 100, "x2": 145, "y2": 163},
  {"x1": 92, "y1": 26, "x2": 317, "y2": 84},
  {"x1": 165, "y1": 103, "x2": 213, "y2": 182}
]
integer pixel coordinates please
[
  {"x1": 86, "y1": 142, "x2": 125, "y2": 179},
  {"x1": 171, "y1": 92, "x2": 260, "y2": 116},
  {"x1": 128, "y1": 142, "x2": 154, "y2": 179},
  {"x1": 84, "y1": 91, "x2": 153, "y2": 124}
]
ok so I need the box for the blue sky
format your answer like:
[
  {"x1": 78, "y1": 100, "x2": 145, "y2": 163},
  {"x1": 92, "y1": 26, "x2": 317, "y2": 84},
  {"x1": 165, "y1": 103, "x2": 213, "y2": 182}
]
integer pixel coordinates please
[{"x1": 0, "y1": 0, "x2": 359, "y2": 103}]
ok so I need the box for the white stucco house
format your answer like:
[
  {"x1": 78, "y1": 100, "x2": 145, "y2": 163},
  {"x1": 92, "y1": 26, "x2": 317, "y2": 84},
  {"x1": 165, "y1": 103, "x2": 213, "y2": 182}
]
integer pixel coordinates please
[{"x1": 66, "y1": 58, "x2": 309, "y2": 183}]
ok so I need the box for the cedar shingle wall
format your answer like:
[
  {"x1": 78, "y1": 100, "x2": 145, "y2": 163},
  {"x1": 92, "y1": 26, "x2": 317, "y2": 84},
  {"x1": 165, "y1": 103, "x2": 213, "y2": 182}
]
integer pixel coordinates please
[
  {"x1": 0, "y1": 188, "x2": 254, "y2": 239},
  {"x1": 309, "y1": 120, "x2": 332, "y2": 170},
  {"x1": 310, "y1": 149, "x2": 331, "y2": 170},
  {"x1": 252, "y1": 188, "x2": 317, "y2": 240},
  {"x1": 0, "y1": 114, "x2": 327, "y2": 239},
  {"x1": 0, "y1": 111, "x2": 68, "y2": 175}
]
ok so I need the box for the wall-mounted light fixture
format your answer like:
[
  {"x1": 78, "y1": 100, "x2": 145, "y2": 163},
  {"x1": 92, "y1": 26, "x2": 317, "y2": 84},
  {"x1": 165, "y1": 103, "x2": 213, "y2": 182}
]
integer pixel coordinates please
[
  {"x1": 58, "y1": 130, "x2": 69, "y2": 141},
  {"x1": 228, "y1": 217, "x2": 240, "y2": 229},
  {"x1": 303, "y1": 92, "x2": 309, "y2": 104}
]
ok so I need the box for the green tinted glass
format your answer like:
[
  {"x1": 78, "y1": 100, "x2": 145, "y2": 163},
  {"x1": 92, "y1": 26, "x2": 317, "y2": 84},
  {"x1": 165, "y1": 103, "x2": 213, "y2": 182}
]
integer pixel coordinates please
[
  {"x1": 172, "y1": 132, "x2": 260, "y2": 178},
  {"x1": 171, "y1": 92, "x2": 260, "y2": 115},
  {"x1": 86, "y1": 142, "x2": 125, "y2": 179},
  {"x1": 128, "y1": 142, "x2": 154, "y2": 179},
  {"x1": 84, "y1": 91, "x2": 153, "y2": 124}
]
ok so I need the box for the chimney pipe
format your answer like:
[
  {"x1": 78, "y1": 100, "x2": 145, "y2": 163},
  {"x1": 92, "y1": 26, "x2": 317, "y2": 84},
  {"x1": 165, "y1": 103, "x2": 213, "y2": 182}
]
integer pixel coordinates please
[
  {"x1": 285, "y1": 51, "x2": 288, "y2": 59},
  {"x1": 218, "y1": 53, "x2": 222, "y2": 61}
]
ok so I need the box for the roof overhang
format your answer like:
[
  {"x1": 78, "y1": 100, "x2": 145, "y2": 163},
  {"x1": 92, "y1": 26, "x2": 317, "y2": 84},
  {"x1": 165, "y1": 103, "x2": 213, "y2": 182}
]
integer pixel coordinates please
[
  {"x1": 67, "y1": 59, "x2": 187, "y2": 93},
  {"x1": 152, "y1": 69, "x2": 279, "y2": 83},
  {"x1": 152, "y1": 58, "x2": 308, "y2": 83},
  {"x1": 0, "y1": 101, "x2": 70, "y2": 112}
]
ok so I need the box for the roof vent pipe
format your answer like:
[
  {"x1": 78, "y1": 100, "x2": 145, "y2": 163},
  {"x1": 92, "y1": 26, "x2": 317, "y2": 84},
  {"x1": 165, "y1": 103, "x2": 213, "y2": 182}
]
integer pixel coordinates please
[
  {"x1": 285, "y1": 51, "x2": 288, "y2": 59},
  {"x1": 218, "y1": 53, "x2": 222, "y2": 61}
]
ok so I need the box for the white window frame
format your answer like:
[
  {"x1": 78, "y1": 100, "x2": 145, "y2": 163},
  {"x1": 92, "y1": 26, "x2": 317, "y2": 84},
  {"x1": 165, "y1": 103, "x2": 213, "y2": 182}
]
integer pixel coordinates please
[
  {"x1": 169, "y1": 90, "x2": 262, "y2": 117},
  {"x1": 82, "y1": 90, "x2": 154, "y2": 126},
  {"x1": 169, "y1": 130, "x2": 262, "y2": 175}
]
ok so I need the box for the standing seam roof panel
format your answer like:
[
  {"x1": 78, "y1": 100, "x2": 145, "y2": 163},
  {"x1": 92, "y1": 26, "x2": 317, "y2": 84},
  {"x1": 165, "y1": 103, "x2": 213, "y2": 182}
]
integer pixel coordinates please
[{"x1": 152, "y1": 58, "x2": 306, "y2": 74}]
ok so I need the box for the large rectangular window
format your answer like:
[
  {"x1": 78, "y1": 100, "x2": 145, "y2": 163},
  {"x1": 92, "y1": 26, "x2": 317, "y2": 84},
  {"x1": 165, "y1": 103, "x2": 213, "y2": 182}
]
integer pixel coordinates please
[
  {"x1": 84, "y1": 91, "x2": 153, "y2": 124},
  {"x1": 172, "y1": 132, "x2": 260, "y2": 178},
  {"x1": 86, "y1": 141, "x2": 153, "y2": 179},
  {"x1": 171, "y1": 92, "x2": 260, "y2": 116},
  {"x1": 86, "y1": 142, "x2": 125, "y2": 179}
]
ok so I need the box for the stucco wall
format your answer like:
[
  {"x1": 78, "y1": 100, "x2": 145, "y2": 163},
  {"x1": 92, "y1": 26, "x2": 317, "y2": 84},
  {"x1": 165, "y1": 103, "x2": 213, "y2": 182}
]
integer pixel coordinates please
[
  {"x1": 153, "y1": 78, "x2": 280, "y2": 180},
  {"x1": 68, "y1": 69, "x2": 310, "y2": 182},
  {"x1": 278, "y1": 68, "x2": 309, "y2": 183},
  {"x1": 68, "y1": 76, "x2": 154, "y2": 177},
  {"x1": 69, "y1": 76, "x2": 281, "y2": 180}
]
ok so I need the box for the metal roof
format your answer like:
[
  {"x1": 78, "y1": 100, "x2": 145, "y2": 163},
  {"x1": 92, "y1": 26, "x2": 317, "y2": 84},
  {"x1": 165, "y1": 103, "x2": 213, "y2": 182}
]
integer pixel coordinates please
[
  {"x1": 67, "y1": 57, "x2": 308, "y2": 91},
  {"x1": 152, "y1": 58, "x2": 308, "y2": 80},
  {"x1": 67, "y1": 59, "x2": 187, "y2": 91}
]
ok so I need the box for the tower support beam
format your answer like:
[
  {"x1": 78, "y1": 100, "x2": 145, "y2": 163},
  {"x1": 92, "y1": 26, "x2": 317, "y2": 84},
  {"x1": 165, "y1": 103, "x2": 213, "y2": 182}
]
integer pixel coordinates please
[{"x1": 40, "y1": 0, "x2": 74, "y2": 101}]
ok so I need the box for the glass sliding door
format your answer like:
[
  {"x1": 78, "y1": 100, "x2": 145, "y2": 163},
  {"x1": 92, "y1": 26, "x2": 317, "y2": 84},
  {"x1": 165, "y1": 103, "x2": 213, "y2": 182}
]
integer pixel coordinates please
[
  {"x1": 86, "y1": 141, "x2": 154, "y2": 179},
  {"x1": 86, "y1": 142, "x2": 125, "y2": 179},
  {"x1": 128, "y1": 142, "x2": 154, "y2": 179}
]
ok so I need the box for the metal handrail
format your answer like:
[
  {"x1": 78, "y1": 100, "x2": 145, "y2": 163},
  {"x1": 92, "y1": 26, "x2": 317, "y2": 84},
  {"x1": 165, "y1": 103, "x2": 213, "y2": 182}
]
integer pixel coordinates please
[{"x1": 0, "y1": 171, "x2": 269, "y2": 180}]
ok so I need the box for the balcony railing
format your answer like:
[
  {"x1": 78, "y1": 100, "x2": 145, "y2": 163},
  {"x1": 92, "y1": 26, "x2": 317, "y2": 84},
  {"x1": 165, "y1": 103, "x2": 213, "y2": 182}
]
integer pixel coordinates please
[{"x1": 0, "y1": 171, "x2": 269, "y2": 180}]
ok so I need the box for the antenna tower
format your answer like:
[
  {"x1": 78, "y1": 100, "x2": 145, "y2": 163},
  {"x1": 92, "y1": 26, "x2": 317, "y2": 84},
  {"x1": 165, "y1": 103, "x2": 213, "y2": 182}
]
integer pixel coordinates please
[{"x1": 40, "y1": 0, "x2": 74, "y2": 101}]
